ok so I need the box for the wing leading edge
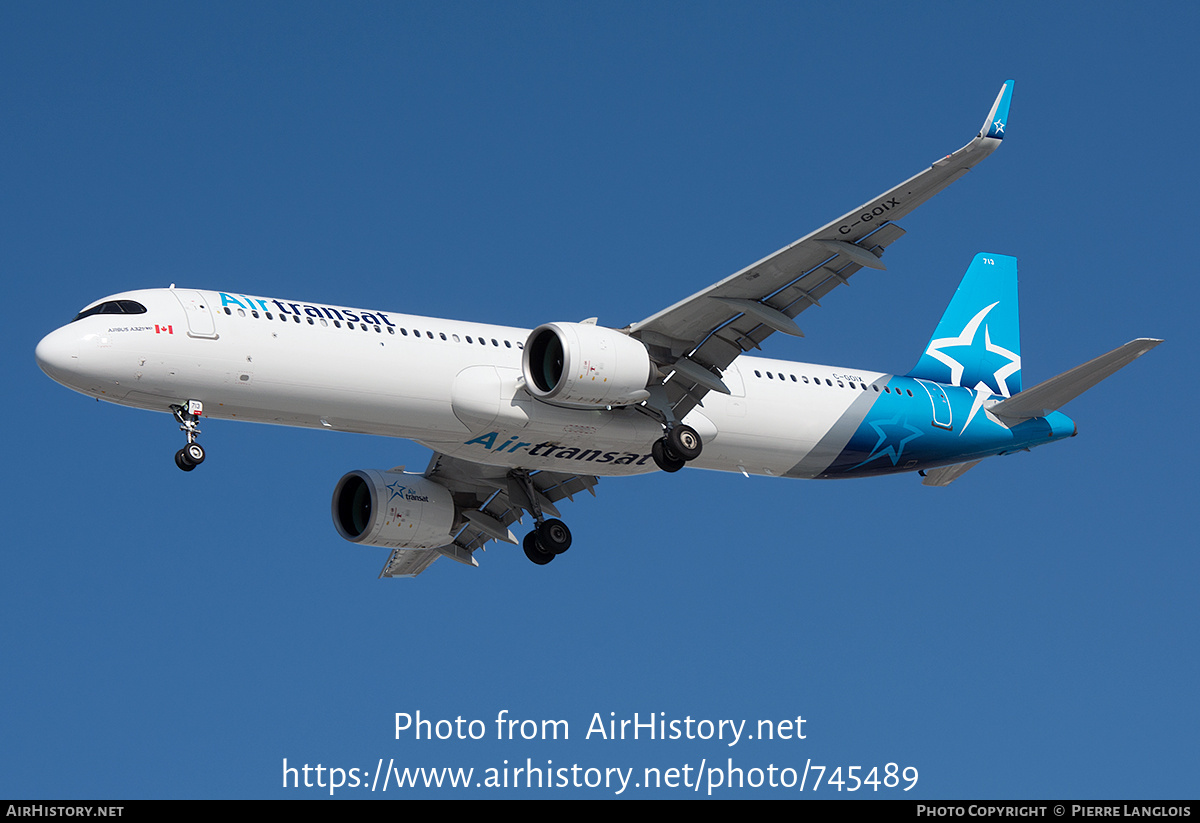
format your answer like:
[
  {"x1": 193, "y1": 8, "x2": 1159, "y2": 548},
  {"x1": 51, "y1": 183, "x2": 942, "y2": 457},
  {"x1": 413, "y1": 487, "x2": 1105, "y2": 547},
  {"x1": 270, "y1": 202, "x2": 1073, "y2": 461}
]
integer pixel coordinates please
[{"x1": 627, "y1": 80, "x2": 1014, "y2": 421}]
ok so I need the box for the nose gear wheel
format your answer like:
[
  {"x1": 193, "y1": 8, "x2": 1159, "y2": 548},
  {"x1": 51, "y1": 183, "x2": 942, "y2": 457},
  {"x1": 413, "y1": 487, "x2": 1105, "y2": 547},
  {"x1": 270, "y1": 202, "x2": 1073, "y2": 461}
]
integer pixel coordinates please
[{"x1": 171, "y1": 401, "x2": 207, "y2": 472}]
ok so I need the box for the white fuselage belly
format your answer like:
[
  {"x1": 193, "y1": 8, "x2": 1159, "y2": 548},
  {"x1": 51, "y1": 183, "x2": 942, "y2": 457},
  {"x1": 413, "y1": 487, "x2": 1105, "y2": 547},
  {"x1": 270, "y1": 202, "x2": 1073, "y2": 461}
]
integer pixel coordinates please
[{"x1": 42, "y1": 288, "x2": 883, "y2": 479}]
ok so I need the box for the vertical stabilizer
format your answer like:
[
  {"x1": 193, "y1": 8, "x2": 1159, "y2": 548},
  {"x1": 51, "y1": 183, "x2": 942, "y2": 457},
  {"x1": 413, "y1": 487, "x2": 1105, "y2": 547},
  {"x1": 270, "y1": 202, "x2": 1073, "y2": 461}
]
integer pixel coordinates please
[{"x1": 907, "y1": 253, "x2": 1022, "y2": 398}]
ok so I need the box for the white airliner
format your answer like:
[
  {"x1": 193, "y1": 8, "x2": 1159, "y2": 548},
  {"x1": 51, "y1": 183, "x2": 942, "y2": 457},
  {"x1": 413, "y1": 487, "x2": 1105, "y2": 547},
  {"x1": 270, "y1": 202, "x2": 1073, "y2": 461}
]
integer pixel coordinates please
[{"x1": 35, "y1": 81, "x2": 1160, "y2": 577}]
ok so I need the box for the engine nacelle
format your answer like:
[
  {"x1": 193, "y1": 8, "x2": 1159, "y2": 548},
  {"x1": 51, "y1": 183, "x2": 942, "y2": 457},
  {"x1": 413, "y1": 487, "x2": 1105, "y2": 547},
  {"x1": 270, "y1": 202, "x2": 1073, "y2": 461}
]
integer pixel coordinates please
[
  {"x1": 522, "y1": 322, "x2": 654, "y2": 408},
  {"x1": 331, "y1": 470, "x2": 455, "y2": 549}
]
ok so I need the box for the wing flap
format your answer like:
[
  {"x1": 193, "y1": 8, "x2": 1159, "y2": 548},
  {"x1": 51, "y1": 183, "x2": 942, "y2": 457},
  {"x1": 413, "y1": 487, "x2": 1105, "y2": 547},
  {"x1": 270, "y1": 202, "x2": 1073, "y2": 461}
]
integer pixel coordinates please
[
  {"x1": 379, "y1": 548, "x2": 441, "y2": 579},
  {"x1": 417, "y1": 452, "x2": 599, "y2": 561},
  {"x1": 661, "y1": 223, "x2": 908, "y2": 417}
]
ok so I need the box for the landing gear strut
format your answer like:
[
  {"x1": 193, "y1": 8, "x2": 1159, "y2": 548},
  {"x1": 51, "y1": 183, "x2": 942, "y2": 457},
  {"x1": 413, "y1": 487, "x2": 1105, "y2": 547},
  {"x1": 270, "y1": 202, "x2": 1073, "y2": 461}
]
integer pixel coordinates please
[
  {"x1": 651, "y1": 423, "x2": 702, "y2": 473},
  {"x1": 171, "y1": 400, "x2": 206, "y2": 472},
  {"x1": 512, "y1": 470, "x2": 573, "y2": 566}
]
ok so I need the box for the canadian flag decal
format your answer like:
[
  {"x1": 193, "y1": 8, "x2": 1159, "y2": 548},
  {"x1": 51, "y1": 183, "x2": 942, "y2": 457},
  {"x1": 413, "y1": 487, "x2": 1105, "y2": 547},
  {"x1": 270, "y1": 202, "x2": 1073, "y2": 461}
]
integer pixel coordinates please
[{"x1": 155, "y1": 325, "x2": 174, "y2": 334}]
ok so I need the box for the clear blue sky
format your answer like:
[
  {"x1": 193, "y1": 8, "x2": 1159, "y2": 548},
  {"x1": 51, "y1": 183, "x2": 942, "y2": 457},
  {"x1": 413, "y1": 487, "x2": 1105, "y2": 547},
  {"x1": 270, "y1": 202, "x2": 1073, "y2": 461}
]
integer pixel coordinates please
[{"x1": 3, "y1": 2, "x2": 1195, "y2": 799}]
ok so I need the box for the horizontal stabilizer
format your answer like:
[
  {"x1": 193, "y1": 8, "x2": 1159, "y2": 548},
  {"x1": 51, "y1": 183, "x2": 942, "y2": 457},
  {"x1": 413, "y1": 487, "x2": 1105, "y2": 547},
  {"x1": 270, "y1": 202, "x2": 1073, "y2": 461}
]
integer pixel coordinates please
[
  {"x1": 991, "y1": 338, "x2": 1162, "y2": 421},
  {"x1": 922, "y1": 460, "x2": 981, "y2": 487}
]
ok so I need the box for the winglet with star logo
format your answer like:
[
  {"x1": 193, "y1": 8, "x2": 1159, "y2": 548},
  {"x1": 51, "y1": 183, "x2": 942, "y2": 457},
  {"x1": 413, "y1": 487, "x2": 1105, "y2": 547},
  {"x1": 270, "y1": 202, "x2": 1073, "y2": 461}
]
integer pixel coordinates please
[{"x1": 981, "y1": 79, "x2": 1014, "y2": 140}]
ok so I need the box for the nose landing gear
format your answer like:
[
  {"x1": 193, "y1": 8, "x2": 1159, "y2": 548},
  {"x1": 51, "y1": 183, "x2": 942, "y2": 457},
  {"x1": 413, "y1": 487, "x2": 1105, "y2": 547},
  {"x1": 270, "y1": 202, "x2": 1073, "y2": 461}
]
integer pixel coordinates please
[
  {"x1": 171, "y1": 400, "x2": 206, "y2": 472},
  {"x1": 174, "y1": 442, "x2": 205, "y2": 472}
]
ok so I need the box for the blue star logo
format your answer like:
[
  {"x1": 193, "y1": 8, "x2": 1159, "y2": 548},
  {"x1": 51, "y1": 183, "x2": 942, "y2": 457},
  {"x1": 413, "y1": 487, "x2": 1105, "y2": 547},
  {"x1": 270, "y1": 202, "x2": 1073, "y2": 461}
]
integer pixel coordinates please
[
  {"x1": 852, "y1": 413, "x2": 924, "y2": 469},
  {"x1": 386, "y1": 480, "x2": 407, "y2": 502}
]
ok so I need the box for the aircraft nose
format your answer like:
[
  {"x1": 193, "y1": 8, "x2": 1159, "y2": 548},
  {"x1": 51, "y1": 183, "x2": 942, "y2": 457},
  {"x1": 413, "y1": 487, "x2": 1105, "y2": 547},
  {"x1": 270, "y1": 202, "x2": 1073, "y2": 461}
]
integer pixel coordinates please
[{"x1": 35, "y1": 326, "x2": 81, "y2": 383}]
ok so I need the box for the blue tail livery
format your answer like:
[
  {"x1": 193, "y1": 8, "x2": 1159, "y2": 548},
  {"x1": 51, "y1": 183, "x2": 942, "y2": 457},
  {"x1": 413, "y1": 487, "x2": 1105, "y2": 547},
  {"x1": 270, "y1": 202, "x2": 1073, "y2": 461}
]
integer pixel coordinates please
[{"x1": 807, "y1": 253, "x2": 1159, "y2": 484}]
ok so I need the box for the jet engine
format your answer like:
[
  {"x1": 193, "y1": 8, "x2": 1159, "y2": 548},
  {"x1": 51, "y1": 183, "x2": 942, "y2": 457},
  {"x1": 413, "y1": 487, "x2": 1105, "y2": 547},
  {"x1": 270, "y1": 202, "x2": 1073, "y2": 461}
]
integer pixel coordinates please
[
  {"x1": 331, "y1": 470, "x2": 455, "y2": 549},
  {"x1": 522, "y1": 322, "x2": 654, "y2": 408}
]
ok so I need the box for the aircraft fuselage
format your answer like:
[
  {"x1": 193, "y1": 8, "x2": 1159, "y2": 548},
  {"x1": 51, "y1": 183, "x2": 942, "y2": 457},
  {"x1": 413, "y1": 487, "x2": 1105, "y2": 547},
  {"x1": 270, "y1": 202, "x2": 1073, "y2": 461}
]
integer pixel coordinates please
[{"x1": 35, "y1": 287, "x2": 1075, "y2": 482}]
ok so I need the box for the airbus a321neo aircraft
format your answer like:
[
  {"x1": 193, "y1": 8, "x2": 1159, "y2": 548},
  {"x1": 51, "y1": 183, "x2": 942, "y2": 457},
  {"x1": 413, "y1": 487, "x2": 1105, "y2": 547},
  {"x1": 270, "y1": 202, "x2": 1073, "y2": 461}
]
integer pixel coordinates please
[{"x1": 36, "y1": 81, "x2": 1160, "y2": 577}]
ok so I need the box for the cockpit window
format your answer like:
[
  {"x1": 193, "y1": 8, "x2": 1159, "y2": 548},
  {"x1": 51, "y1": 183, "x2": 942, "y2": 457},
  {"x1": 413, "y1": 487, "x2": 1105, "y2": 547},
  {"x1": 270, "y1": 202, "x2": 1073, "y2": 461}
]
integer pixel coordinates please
[{"x1": 71, "y1": 300, "x2": 148, "y2": 322}]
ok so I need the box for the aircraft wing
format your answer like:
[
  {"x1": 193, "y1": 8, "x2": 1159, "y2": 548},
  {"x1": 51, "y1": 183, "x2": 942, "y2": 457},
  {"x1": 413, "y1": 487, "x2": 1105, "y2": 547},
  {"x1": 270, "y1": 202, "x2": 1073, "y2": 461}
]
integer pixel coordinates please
[
  {"x1": 627, "y1": 81, "x2": 1014, "y2": 420},
  {"x1": 378, "y1": 452, "x2": 599, "y2": 578}
]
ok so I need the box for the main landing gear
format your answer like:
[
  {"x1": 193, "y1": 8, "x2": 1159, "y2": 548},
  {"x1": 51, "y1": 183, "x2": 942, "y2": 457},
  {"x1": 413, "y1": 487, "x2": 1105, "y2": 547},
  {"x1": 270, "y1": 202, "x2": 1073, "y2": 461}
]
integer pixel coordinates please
[
  {"x1": 512, "y1": 470, "x2": 573, "y2": 566},
  {"x1": 522, "y1": 519, "x2": 572, "y2": 566},
  {"x1": 171, "y1": 400, "x2": 206, "y2": 472},
  {"x1": 651, "y1": 424, "x2": 702, "y2": 473}
]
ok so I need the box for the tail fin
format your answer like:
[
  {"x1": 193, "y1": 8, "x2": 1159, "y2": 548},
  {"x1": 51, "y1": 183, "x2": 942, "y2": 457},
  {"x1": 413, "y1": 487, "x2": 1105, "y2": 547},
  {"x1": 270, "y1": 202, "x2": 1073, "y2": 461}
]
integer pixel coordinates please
[{"x1": 907, "y1": 253, "x2": 1022, "y2": 398}]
